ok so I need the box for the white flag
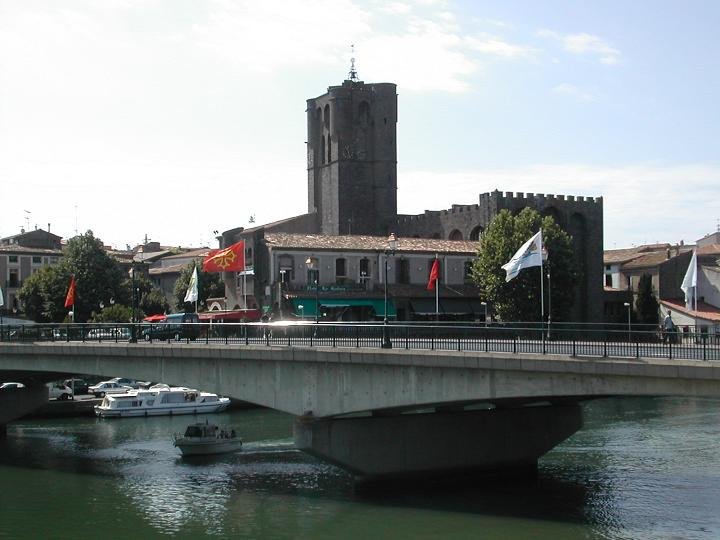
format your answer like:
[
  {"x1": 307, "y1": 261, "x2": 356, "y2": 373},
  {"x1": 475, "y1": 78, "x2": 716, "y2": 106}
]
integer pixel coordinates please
[
  {"x1": 184, "y1": 266, "x2": 199, "y2": 303},
  {"x1": 0, "y1": 286, "x2": 4, "y2": 308},
  {"x1": 680, "y1": 250, "x2": 697, "y2": 307},
  {"x1": 502, "y1": 230, "x2": 543, "y2": 282}
]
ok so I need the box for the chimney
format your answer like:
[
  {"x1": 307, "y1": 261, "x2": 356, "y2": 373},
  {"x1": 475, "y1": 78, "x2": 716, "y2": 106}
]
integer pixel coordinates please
[{"x1": 48, "y1": 223, "x2": 51, "y2": 234}]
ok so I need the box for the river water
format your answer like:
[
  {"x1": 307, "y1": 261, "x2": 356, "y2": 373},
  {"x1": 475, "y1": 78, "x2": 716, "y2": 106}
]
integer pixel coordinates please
[{"x1": 1, "y1": 397, "x2": 719, "y2": 539}]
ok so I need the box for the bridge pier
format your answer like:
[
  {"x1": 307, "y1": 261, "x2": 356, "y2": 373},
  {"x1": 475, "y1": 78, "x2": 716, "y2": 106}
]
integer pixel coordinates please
[
  {"x1": 0, "y1": 385, "x2": 48, "y2": 436},
  {"x1": 294, "y1": 404, "x2": 582, "y2": 483}
]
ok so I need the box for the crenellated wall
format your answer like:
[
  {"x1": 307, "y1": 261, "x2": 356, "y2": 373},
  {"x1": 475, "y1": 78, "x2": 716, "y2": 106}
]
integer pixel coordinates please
[{"x1": 395, "y1": 189, "x2": 604, "y2": 322}]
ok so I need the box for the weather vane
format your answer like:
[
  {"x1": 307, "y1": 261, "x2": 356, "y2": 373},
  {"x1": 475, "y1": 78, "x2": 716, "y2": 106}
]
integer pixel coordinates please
[{"x1": 348, "y1": 44, "x2": 358, "y2": 82}]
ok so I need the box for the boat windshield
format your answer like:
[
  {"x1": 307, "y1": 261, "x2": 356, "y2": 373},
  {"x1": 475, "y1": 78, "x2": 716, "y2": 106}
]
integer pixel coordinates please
[{"x1": 184, "y1": 426, "x2": 203, "y2": 437}]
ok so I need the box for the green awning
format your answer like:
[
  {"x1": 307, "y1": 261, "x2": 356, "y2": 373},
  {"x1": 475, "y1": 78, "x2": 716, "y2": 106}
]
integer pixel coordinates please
[{"x1": 291, "y1": 298, "x2": 396, "y2": 318}]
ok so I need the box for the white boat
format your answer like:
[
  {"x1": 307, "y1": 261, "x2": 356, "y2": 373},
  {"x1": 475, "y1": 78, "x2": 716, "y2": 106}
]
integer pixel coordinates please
[
  {"x1": 94, "y1": 384, "x2": 230, "y2": 418},
  {"x1": 173, "y1": 421, "x2": 242, "y2": 456}
]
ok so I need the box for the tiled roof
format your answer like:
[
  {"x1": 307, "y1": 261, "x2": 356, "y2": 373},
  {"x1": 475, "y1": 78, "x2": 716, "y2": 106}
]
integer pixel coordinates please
[
  {"x1": 264, "y1": 233, "x2": 479, "y2": 254},
  {"x1": 603, "y1": 244, "x2": 670, "y2": 264},
  {"x1": 0, "y1": 245, "x2": 62, "y2": 255},
  {"x1": 161, "y1": 248, "x2": 210, "y2": 260},
  {"x1": 698, "y1": 243, "x2": 720, "y2": 256},
  {"x1": 149, "y1": 264, "x2": 187, "y2": 275},
  {"x1": 660, "y1": 299, "x2": 720, "y2": 323},
  {"x1": 621, "y1": 252, "x2": 668, "y2": 269}
]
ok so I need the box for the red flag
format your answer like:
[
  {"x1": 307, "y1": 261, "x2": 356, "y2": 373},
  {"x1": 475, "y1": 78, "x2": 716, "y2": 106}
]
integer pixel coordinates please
[
  {"x1": 427, "y1": 259, "x2": 440, "y2": 291},
  {"x1": 202, "y1": 240, "x2": 245, "y2": 273},
  {"x1": 64, "y1": 276, "x2": 76, "y2": 308}
]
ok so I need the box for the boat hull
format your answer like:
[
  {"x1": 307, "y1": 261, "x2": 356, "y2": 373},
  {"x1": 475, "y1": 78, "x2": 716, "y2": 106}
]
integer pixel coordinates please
[
  {"x1": 174, "y1": 438, "x2": 243, "y2": 456},
  {"x1": 95, "y1": 401, "x2": 230, "y2": 418}
]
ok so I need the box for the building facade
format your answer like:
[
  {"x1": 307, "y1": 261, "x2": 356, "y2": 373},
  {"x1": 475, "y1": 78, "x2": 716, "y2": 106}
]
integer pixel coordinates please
[{"x1": 220, "y1": 75, "x2": 605, "y2": 322}]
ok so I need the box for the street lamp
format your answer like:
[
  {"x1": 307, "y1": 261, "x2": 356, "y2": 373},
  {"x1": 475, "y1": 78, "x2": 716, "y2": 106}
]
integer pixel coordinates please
[
  {"x1": 624, "y1": 302, "x2": 631, "y2": 342},
  {"x1": 279, "y1": 269, "x2": 287, "y2": 319},
  {"x1": 129, "y1": 246, "x2": 144, "y2": 343},
  {"x1": 298, "y1": 304, "x2": 304, "y2": 320},
  {"x1": 481, "y1": 301, "x2": 487, "y2": 327},
  {"x1": 305, "y1": 257, "x2": 319, "y2": 325},
  {"x1": 382, "y1": 233, "x2": 397, "y2": 349},
  {"x1": 547, "y1": 268, "x2": 552, "y2": 339}
]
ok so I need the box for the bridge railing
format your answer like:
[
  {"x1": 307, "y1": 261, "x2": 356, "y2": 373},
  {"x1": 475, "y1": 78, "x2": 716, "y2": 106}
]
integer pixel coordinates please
[{"x1": 1, "y1": 321, "x2": 718, "y2": 361}]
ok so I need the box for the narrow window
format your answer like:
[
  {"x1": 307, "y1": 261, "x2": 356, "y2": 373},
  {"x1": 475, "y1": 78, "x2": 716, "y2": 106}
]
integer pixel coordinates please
[
  {"x1": 320, "y1": 135, "x2": 325, "y2": 165},
  {"x1": 327, "y1": 135, "x2": 332, "y2": 163}
]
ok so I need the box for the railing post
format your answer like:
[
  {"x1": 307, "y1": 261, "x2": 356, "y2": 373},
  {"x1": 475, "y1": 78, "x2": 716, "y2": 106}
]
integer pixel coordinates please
[
  {"x1": 636, "y1": 340, "x2": 639, "y2": 359},
  {"x1": 542, "y1": 331, "x2": 546, "y2": 355},
  {"x1": 703, "y1": 339, "x2": 707, "y2": 361},
  {"x1": 356, "y1": 326, "x2": 360, "y2": 348},
  {"x1": 668, "y1": 339, "x2": 672, "y2": 360},
  {"x1": 513, "y1": 335, "x2": 517, "y2": 354},
  {"x1": 572, "y1": 338, "x2": 576, "y2": 357},
  {"x1": 603, "y1": 338, "x2": 607, "y2": 357}
]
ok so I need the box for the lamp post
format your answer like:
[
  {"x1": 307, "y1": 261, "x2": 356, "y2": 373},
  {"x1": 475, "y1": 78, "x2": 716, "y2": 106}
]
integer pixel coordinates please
[
  {"x1": 481, "y1": 301, "x2": 487, "y2": 327},
  {"x1": 129, "y1": 246, "x2": 144, "y2": 343},
  {"x1": 624, "y1": 302, "x2": 631, "y2": 342},
  {"x1": 547, "y1": 268, "x2": 552, "y2": 339},
  {"x1": 382, "y1": 233, "x2": 397, "y2": 349},
  {"x1": 298, "y1": 304, "x2": 304, "y2": 320},
  {"x1": 305, "y1": 257, "x2": 319, "y2": 325},
  {"x1": 279, "y1": 269, "x2": 287, "y2": 320}
]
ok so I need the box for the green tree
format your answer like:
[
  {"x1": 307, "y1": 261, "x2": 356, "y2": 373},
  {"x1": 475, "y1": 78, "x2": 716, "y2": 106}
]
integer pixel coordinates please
[
  {"x1": 18, "y1": 265, "x2": 69, "y2": 322},
  {"x1": 140, "y1": 288, "x2": 170, "y2": 317},
  {"x1": 18, "y1": 231, "x2": 129, "y2": 322},
  {"x1": 471, "y1": 208, "x2": 578, "y2": 322},
  {"x1": 91, "y1": 303, "x2": 133, "y2": 323},
  {"x1": 635, "y1": 273, "x2": 659, "y2": 326},
  {"x1": 173, "y1": 262, "x2": 224, "y2": 312}
]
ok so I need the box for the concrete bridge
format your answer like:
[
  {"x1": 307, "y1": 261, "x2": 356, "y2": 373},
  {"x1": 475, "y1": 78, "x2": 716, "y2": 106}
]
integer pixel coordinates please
[{"x1": 2, "y1": 341, "x2": 719, "y2": 482}]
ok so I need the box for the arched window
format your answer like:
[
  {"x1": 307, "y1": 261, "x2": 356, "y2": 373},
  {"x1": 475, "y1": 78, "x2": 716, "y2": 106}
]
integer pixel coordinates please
[
  {"x1": 320, "y1": 135, "x2": 325, "y2": 165},
  {"x1": 449, "y1": 229, "x2": 463, "y2": 241},
  {"x1": 469, "y1": 226, "x2": 483, "y2": 241},
  {"x1": 324, "y1": 104, "x2": 330, "y2": 128},
  {"x1": 327, "y1": 135, "x2": 332, "y2": 163}
]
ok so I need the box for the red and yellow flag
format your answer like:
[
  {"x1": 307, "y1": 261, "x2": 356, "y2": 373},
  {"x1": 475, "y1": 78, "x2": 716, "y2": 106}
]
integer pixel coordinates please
[
  {"x1": 427, "y1": 258, "x2": 440, "y2": 291},
  {"x1": 64, "y1": 276, "x2": 76, "y2": 308},
  {"x1": 202, "y1": 240, "x2": 245, "y2": 273}
]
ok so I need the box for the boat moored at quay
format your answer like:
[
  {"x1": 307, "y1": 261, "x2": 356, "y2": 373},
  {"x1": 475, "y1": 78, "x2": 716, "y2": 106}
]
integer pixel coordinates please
[{"x1": 94, "y1": 384, "x2": 230, "y2": 418}]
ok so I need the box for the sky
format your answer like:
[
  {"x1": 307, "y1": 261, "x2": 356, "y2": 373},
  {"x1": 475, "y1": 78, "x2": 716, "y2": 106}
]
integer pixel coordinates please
[{"x1": 1, "y1": 0, "x2": 718, "y2": 251}]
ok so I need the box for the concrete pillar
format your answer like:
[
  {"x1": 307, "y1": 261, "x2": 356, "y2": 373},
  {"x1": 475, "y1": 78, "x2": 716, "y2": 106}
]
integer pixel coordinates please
[
  {"x1": 294, "y1": 404, "x2": 582, "y2": 482},
  {"x1": 0, "y1": 385, "x2": 48, "y2": 435}
]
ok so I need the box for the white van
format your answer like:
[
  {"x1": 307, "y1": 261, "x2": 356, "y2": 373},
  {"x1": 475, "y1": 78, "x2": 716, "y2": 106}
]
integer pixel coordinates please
[{"x1": 47, "y1": 382, "x2": 73, "y2": 400}]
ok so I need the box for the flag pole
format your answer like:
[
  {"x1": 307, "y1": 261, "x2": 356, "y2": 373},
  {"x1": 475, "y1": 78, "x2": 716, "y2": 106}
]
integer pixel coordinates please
[
  {"x1": 539, "y1": 230, "x2": 544, "y2": 335},
  {"x1": 435, "y1": 254, "x2": 439, "y2": 322},
  {"x1": 694, "y1": 252, "x2": 698, "y2": 338}
]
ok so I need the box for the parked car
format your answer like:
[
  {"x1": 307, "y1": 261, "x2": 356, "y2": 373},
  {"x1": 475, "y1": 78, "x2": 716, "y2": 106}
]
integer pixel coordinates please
[
  {"x1": 88, "y1": 381, "x2": 132, "y2": 398},
  {"x1": 47, "y1": 382, "x2": 73, "y2": 400},
  {"x1": 63, "y1": 378, "x2": 90, "y2": 394},
  {"x1": 140, "y1": 313, "x2": 200, "y2": 341},
  {"x1": 107, "y1": 377, "x2": 151, "y2": 390},
  {"x1": 87, "y1": 328, "x2": 131, "y2": 340},
  {"x1": 0, "y1": 382, "x2": 26, "y2": 390}
]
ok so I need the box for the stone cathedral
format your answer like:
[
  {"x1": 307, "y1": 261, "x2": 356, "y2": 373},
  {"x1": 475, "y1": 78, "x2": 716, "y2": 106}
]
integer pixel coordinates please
[{"x1": 222, "y1": 71, "x2": 604, "y2": 322}]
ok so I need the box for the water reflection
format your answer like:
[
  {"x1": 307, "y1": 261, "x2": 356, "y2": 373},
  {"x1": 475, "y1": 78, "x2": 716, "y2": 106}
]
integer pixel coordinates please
[{"x1": 1, "y1": 398, "x2": 720, "y2": 539}]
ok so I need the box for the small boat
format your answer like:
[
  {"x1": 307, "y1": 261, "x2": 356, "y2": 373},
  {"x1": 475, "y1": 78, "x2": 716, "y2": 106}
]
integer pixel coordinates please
[
  {"x1": 94, "y1": 384, "x2": 230, "y2": 418},
  {"x1": 173, "y1": 421, "x2": 242, "y2": 456}
]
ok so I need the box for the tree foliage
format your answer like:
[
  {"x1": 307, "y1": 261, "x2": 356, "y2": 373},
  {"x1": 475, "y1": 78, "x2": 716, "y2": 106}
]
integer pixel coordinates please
[
  {"x1": 471, "y1": 208, "x2": 578, "y2": 323},
  {"x1": 635, "y1": 273, "x2": 659, "y2": 325},
  {"x1": 18, "y1": 230, "x2": 174, "y2": 323},
  {"x1": 173, "y1": 262, "x2": 224, "y2": 312}
]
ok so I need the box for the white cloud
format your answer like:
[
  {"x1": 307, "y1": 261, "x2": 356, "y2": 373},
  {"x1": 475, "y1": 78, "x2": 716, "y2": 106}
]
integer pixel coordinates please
[
  {"x1": 553, "y1": 82, "x2": 604, "y2": 102},
  {"x1": 397, "y1": 164, "x2": 720, "y2": 248},
  {"x1": 538, "y1": 29, "x2": 621, "y2": 65},
  {"x1": 465, "y1": 35, "x2": 538, "y2": 58}
]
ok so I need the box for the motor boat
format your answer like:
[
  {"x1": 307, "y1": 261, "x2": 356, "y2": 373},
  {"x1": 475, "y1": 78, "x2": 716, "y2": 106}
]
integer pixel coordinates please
[
  {"x1": 173, "y1": 420, "x2": 242, "y2": 456},
  {"x1": 94, "y1": 384, "x2": 230, "y2": 418}
]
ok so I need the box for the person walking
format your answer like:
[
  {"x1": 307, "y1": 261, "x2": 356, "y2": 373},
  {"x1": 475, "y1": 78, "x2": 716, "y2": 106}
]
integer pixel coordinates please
[{"x1": 663, "y1": 311, "x2": 675, "y2": 343}]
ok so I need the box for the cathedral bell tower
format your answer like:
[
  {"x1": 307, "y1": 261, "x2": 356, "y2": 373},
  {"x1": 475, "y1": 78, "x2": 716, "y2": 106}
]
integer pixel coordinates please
[{"x1": 306, "y1": 57, "x2": 398, "y2": 236}]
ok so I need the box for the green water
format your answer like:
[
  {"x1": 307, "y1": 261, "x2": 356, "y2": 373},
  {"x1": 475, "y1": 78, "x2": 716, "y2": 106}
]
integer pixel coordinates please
[{"x1": 1, "y1": 398, "x2": 719, "y2": 539}]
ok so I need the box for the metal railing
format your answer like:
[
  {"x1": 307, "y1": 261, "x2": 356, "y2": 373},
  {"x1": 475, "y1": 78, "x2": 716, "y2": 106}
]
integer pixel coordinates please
[{"x1": 1, "y1": 321, "x2": 718, "y2": 361}]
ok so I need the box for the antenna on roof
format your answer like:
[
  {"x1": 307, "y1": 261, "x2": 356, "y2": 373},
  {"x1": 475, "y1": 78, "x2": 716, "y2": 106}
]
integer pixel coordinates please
[{"x1": 348, "y1": 44, "x2": 358, "y2": 82}]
